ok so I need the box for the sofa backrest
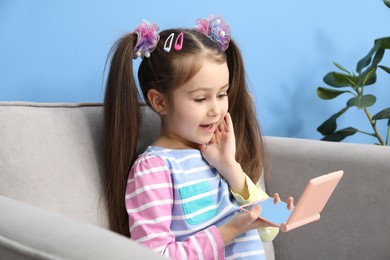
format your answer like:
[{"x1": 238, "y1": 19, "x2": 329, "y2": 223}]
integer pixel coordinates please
[
  {"x1": 0, "y1": 102, "x2": 160, "y2": 228},
  {"x1": 265, "y1": 136, "x2": 390, "y2": 259}
]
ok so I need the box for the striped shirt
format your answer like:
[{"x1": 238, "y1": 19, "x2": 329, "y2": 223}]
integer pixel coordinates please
[{"x1": 125, "y1": 146, "x2": 266, "y2": 259}]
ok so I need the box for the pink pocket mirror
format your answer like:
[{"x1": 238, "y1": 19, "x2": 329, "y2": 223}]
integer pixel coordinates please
[{"x1": 241, "y1": 170, "x2": 344, "y2": 232}]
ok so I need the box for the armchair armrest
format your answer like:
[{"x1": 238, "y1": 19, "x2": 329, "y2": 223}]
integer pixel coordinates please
[{"x1": 0, "y1": 195, "x2": 165, "y2": 260}]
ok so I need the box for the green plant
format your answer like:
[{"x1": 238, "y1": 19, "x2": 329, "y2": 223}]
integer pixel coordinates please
[
  {"x1": 316, "y1": 1, "x2": 390, "y2": 145},
  {"x1": 316, "y1": 36, "x2": 390, "y2": 145}
]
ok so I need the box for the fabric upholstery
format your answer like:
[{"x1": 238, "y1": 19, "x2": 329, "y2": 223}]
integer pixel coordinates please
[
  {"x1": 1, "y1": 102, "x2": 389, "y2": 259},
  {"x1": 0, "y1": 102, "x2": 160, "y2": 229},
  {"x1": 0, "y1": 195, "x2": 165, "y2": 260},
  {"x1": 265, "y1": 136, "x2": 390, "y2": 259}
]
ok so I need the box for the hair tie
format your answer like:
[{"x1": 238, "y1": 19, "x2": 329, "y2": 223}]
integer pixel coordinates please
[
  {"x1": 193, "y1": 14, "x2": 231, "y2": 51},
  {"x1": 133, "y1": 20, "x2": 160, "y2": 59}
]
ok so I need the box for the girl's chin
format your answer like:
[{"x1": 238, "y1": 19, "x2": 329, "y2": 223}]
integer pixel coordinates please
[
  {"x1": 197, "y1": 138, "x2": 213, "y2": 146},
  {"x1": 173, "y1": 136, "x2": 213, "y2": 149}
]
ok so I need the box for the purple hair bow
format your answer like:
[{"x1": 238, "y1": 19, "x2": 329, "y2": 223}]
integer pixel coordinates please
[
  {"x1": 194, "y1": 14, "x2": 231, "y2": 51},
  {"x1": 133, "y1": 20, "x2": 160, "y2": 59}
]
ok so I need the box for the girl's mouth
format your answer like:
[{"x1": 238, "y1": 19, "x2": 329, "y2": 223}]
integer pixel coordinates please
[{"x1": 200, "y1": 124, "x2": 213, "y2": 130}]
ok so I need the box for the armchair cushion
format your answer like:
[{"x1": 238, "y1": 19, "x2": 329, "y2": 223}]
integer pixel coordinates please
[
  {"x1": 0, "y1": 102, "x2": 160, "y2": 228},
  {"x1": 0, "y1": 195, "x2": 165, "y2": 260}
]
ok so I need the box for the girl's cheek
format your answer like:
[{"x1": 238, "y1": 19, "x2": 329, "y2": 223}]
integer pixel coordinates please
[
  {"x1": 223, "y1": 111, "x2": 228, "y2": 118},
  {"x1": 224, "y1": 103, "x2": 229, "y2": 115}
]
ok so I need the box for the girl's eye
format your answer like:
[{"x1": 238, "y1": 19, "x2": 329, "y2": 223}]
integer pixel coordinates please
[
  {"x1": 194, "y1": 98, "x2": 206, "y2": 103},
  {"x1": 218, "y1": 93, "x2": 228, "y2": 98}
]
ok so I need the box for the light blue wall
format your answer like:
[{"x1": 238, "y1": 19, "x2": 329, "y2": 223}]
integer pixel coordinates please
[{"x1": 1, "y1": 0, "x2": 389, "y2": 145}]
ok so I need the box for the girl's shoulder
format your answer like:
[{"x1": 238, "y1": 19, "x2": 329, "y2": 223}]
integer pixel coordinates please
[
  {"x1": 135, "y1": 146, "x2": 207, "y2": 170},
  {"x1": 141, "y1": 146, "x2": 202, "y2": 161}
]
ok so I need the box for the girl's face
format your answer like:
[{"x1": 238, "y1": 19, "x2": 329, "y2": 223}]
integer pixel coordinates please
[{"x1": 161, "y1": 59, "x2": 229, "y2": 149}]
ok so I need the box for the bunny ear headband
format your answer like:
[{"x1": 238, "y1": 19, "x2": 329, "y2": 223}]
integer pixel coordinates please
[{"x1": 133, "y1": 14, "x2": 231, "y2": 59}]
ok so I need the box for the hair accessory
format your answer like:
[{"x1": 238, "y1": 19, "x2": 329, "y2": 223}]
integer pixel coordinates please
[
  {"x1": 194, "y1": 14, "x2": 231, "y2": 51},
  {"x1": 133, "y1": 20, "x2": 160, "y2": 59},
  {"x1": 164, "y1": 33, "x2": 175, "y2": 52},
  {"x1": 174, "y1": 32, "x2": 184, "y2": 51}
]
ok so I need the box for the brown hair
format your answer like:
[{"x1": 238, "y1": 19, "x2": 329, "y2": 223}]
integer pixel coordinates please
[{"x1": 103, "y1": 28, "x2": 268, "y2": 237}]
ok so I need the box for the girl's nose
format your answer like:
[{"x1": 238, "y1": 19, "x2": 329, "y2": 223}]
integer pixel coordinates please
[{"x1": 207, "y1": 99, "x2": 220, "y2": 117}]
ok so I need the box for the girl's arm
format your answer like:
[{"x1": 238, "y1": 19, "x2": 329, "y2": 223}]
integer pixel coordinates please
[
  {"x1": 199, "y1": 113, "x2": 248, "y2": 197},
  {"x1": 126, "y1": 154, "x2": 269, "y2": 259},
  {"x1": 200, "y1": 113, "x2": 293, "y2": 242},
  {"x1": 126, "y1": 155, "x2": 225, "y2": 260}
]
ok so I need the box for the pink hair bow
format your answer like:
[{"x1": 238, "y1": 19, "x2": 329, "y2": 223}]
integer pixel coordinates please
[
  {"x1": 133, "y1": 20, "x2": 160, "y2": 59},
  {"x1": 194, "y1": 14, "x2": 231, "y2": 51}
]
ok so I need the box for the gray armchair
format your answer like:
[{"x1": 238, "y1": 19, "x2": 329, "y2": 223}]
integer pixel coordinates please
[{"x1": 1, "y1": 102, "x2": 389, "y2": 259}]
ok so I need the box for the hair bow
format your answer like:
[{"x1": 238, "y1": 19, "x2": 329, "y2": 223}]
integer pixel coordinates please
[
  {"x1": 133, "y1": 20, "x2": 160, "y2": 59},
  {"x1": 194, "y1": 14, "x2": 231, "y2": 51}
]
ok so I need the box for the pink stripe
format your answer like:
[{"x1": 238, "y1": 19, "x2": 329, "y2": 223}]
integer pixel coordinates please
[{"x1": 126, "y1": 155, "x2": 173, "y2": 210}]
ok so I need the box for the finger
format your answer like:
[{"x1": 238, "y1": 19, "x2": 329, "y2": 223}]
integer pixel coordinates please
[
  {"x1": 199, "y1": 143, "x2": 208, "y2": 152},
  {"x1": 248, "y1": 204, "x2": 261, "y2": 220},
  {"x1": 218, "y1": 115, "x2": 227, "y2": 132},
  {"x1": 224, "y1": 112, "x2": 233, "y2": 132},
  {"x1": 218, "y1": 120, "x2": 224, "y2": 132},
  {"x1": 273, "y1": 193, "x2": 280, "y2": 204},
  {"x1": 287, "y1": 197, "x2": 294, "y2": 210},
  {"x1": 257, "y1": 219, "x2": 278, "y2": 228},
  {"x1": 208, "y1": 132, "x2": 216, "y2": 145},
  {"x1": 249, "y1": 218, "x2": 276, "y2": 230}
]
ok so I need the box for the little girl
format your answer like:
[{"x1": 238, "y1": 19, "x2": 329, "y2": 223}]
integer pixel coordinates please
[{"x1": 104, "y1": 14, "x2": 292, "y2": 259}]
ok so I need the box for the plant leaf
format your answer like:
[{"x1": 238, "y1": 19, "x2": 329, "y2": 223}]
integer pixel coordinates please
[
  {"x1": 376, "y1": 37, "x2": 390, "y2": 49},
  {"x1": 373, "y1": 107, "x2": 390, "y2": 120},
  {"x1": 356, "y1": 38, "x2": 390, "y2": 74},
  {"x1": 379, "y1": 65, "x2": 390, "y2": 74},
  {"x1": 317, "y1": 87, "x2": 350, "y2": 100},
  {"x1": 333, "y1": 62, "x2": 350, "y2": 74},
  {"x1": 323, "y1": 72, "x2": 357, "y2": 88},
  {"x1": 371, "y1": 48, "x2": 385, "y2": 67},
  {"x1": 359, "y1": 65, "x2": 377, "y2": 87},
  {"x1": 317, "y1": 107, "x2": 349, "y2": 135},
  {"x1": 356, "y1": 40, "x2": 381, "y2": 74},
  {"x1": 321, "y1": 127, "x2": 358, "y2": 142},
  {"x1": 346, "y1": 94, "x2": 376, "y2": 109},
  {"x1": 384, "y1": 0, "x2": 390, "y2": 8}
]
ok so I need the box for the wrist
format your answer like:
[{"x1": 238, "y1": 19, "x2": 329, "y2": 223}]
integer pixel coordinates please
[
  {"x1": 220, "y1": 162, "x2": 248, "y2": 195},
  {"x1": 219, "y1": 160, "x2": 241, "y2": 179},
  {"x1": 219, "y1": 222, "x2": 241, "y2": 244}
]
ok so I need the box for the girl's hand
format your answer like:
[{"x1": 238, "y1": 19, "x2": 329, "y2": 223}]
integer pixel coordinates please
[
  {"x1": 273, "y1": 193, "x2": 294, "y2": 210},
  {"x1": 199, "y1": 112, "x2": 237, "y2": 177},
  {"x1": 219, "y1": 204, "x2": 277, "y2": 244},
  {"x1": 199, "y1": 113, "x2": 248, "y2": 195}
]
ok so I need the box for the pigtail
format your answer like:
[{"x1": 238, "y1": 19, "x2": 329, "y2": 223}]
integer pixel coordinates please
[
  {"x1": 225, "y1": 40, "x2": 269, "y2": 184},
  {"x1": 103, "y1": 33, "x2": 141, "y2": 237}
]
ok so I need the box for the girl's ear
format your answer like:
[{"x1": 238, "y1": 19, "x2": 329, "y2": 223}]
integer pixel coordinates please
[{"x1": 147, "y1": 89, "x2": 167, "y2": 115}]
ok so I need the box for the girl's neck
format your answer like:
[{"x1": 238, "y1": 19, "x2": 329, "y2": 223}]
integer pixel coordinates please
[{"x1": 152, "y1": 135, "x2": 199, "y2": 150}]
